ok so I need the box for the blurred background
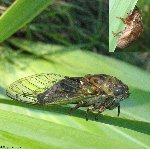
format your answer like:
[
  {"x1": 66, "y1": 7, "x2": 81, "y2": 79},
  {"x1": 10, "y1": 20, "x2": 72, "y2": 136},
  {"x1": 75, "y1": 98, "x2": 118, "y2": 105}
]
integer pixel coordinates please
[{"x1": 0, "y1": 0, "x2": 150, "y2": 72}]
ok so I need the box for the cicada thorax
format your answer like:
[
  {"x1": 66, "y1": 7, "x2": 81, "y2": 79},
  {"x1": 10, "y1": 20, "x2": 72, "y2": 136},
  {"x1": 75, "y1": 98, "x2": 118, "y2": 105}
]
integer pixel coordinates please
[{"x1": 81, "y1": 74, "x2": 117, "y2": 96}]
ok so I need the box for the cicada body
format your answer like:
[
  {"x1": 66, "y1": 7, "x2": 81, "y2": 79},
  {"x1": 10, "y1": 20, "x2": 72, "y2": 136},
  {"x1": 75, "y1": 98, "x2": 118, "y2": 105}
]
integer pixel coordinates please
[
  {"x1": 112, "y1": 6, "x2": 144, "y2": 49},
  {"x1": 6, "y1": 73, "x2": 129, "y2": 120}
]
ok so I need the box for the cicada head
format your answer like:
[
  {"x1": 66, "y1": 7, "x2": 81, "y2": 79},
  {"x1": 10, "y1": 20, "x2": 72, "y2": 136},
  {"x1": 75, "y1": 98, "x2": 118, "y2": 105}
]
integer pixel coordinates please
[
  {"x1": 113, "y1": 82, "x2": 129, "y2": 99},
  {"x1": 108, "y1": 79, "x2": 129, "y2": 110}
]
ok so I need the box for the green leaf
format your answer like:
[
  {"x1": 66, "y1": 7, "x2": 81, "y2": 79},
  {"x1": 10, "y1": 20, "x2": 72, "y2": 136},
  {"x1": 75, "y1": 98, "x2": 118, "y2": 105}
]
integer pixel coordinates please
[
  {"x1": 0, "y1": 0, "x2": 54, "y2": 42},
  {"x1": 109, "y1": 0, "x2": 138, "y2": 52},
  {"x1": 0, "y1": 40, "x2": 150, "y2": 149}
]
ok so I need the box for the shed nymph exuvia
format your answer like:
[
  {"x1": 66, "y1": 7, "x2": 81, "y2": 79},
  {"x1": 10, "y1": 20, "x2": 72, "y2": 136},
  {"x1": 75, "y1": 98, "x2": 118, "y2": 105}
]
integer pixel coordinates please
[{"x1": 112, "y1": 6, "x2": 144, "y2": 49}]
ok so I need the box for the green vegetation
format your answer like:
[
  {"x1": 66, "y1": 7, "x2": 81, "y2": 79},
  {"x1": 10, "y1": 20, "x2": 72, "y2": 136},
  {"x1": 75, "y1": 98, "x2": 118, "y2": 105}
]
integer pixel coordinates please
[
  {"x1": 0, "y1": 0, "x2": 108, "y2": 50},
  {"x1": 0, "y1": 0, "x2": 150, "y2": 149}
]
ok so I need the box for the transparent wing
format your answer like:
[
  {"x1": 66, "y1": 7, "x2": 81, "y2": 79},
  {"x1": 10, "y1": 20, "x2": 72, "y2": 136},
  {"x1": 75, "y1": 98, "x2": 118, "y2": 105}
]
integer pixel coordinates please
[{"x1": 6, "y1": 73, "x2": 65, "y2": 103}]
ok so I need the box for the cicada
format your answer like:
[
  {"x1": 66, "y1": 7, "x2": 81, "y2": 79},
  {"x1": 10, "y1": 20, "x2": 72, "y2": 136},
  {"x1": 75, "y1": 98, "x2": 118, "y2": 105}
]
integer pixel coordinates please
[
  {"x1": 6, "y1": 73, "x2": 129, "y2": 120},
  {"x1": 112, "y1": 5, "x2": 144, "y2": 49}
]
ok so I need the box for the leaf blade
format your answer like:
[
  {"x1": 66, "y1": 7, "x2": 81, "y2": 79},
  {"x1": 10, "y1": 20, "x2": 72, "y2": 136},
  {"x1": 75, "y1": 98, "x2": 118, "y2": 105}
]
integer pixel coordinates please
[{"x1": 0, "y1": 0, "x2": 54, "y2": 42}]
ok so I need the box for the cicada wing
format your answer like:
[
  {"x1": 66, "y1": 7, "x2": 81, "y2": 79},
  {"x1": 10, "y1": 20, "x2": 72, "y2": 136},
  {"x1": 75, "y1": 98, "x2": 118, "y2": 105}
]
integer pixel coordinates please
[
  {"x1": 36, "y1": 76, "x2": 85, "y2": 104},
  {"x1": 6, "y1": 73, "x2": 65, "y2": 103}
]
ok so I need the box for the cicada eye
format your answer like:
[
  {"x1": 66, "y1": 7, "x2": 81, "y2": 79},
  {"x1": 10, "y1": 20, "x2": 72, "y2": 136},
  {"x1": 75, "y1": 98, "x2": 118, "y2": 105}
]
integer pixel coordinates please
[{"x1": 113, "y1": 88, "x2": 123, "y2": 96}]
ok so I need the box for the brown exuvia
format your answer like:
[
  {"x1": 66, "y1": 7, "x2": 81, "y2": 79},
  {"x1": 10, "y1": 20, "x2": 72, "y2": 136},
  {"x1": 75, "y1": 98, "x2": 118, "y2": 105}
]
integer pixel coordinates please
[{"x1": 112, "y1": 6, "x2": 144, "y2": 49}]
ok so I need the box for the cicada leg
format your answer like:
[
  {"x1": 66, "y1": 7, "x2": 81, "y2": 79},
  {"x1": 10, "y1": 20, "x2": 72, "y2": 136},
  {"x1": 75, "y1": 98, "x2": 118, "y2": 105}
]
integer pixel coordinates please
[
  {"x1": 112, "y1": 31, "x2": 122, "y2": 37},
  {"x1": 116, "y1": 16, "x2": 126, "y2": 24},
  {"x1": 112, "y1": 16, "x2": 127, "y2": 37},
  {"x1": 118, "y1": 105, "x2": 120, "y2": 117},
  {"x1": 94, "y1": 105, "x2": 106, "y2": 120}
]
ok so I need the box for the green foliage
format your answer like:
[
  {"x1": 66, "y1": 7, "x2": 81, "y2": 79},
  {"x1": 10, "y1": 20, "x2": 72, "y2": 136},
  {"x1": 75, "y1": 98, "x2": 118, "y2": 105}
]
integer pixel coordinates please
[
  {"x1": 0, "y1": 0, "x2": 54, "y2": 42},
  {"x1": 0, "y1": 0, "x2": 108, "y2": 51},
  {"x1": 28, "y1": 0, "x2": 108, "y2": 50},
  {"x1": 0, "y1": 39, "x2": 150, "y2": 149}
]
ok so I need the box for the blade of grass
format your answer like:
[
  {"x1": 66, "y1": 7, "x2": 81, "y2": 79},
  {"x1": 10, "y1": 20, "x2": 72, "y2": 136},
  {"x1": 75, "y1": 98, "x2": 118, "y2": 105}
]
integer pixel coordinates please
[
  {"x1": 109, "y1": 0, "x2": 138, "y2": 52},
  {"x1": 0, "y1": 0, "x2": 54, "y2": 42}
]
